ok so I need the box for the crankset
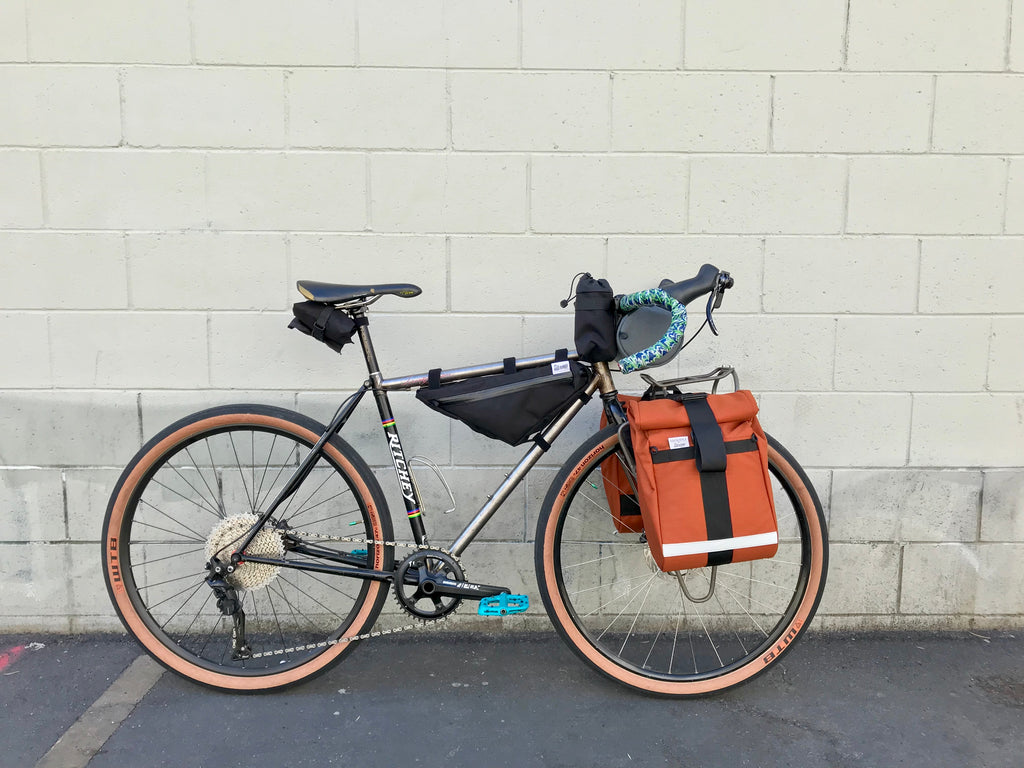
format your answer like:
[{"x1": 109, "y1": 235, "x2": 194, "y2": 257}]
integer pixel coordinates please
[{"x1": 393, "y1": 549, "x2": 509, "y2": 619}]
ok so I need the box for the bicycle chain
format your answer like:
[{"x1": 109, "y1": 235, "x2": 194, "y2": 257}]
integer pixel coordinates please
[{"x1": 247, "y1": 530, "x2": 462, "y2": 659}]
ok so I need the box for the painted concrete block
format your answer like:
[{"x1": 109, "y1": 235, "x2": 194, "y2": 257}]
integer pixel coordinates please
[
  {"x1": 0, "y1": 392, "x2": 140, "y2": 467},
  {"x1": 0, "y1": 469, "x2": 65, "y2": 542},
  {"x1": 0, "y1": 65, "x2": 120, "y2": 146},
  {"x1": 193, "y1": 0, "x2": 356, "y2": 65},
  {"x1": 830, "y1": 470, "x2": 981, "y2": 543},
  {"x1": 980, "y1": 471, "x2": 1024, "y2": 543}
]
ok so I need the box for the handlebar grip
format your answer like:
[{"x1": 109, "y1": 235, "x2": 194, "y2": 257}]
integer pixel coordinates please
[{"x1": 616, "y1": 288, "x2": 687, "y2": 375}]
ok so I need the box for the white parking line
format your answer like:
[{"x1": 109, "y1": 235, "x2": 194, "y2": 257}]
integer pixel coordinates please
[{"x1": 34, "y1": 655, "x2": 164, "y2": 768}]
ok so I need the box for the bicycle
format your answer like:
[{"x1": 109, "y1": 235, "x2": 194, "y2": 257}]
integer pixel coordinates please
[{"x1": 101, "y1": 266, "x2": 828, "y2": 696}]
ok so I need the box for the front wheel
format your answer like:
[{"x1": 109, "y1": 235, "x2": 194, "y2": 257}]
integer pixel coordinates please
[
  {"x1": 102, "y1": 404, "x2": 394, "y2": 692},
  {"x1": 535, "y1": 425, "x2": 828, "y2": 696}
]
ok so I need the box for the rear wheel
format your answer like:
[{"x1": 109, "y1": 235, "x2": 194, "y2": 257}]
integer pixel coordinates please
[
  {"x1": 102, "y1": 405, "x2": 393, "y2": 692},
  {"x1": 535, "y1": 425, "x2": 827, "y2": 696}
]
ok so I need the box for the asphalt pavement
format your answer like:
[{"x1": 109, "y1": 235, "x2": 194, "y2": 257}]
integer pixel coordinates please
[{"x1": 1, "y1": 630, "x2": 1021, "y2": 768}]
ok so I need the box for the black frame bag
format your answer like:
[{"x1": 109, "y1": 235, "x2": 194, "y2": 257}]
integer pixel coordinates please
[
  {"x1": 288, "y1": 301, "x2": 358, "y2": 353},
  {"x1": 415, "y1": 350, "x2": 590, "y2": 446},
  {"x1": 573, "y1": 274, "x2": 617, "y2": 363}
]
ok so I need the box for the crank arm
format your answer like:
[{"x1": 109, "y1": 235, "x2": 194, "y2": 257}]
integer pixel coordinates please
[{"x1": 423, "y1": 577, "x2": 510, "y2": 601}]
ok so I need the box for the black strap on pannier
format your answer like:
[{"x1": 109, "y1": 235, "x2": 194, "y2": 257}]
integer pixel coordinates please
[{"x1": 680, "y1": 395, "x2": 733, "y2": 566}]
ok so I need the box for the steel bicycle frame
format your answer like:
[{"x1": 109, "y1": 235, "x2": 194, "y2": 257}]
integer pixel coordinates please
[{"x1": 233, "y1": 304, "x2": 625, "y2": 585}]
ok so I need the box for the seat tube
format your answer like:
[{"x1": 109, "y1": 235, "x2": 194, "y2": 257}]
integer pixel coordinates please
[{"x1": 354, "y1": 310, "x2": 429, "y2": 545}]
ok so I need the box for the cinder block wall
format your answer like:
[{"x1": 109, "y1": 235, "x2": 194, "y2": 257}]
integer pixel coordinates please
[{"x1": 1, "y1": 0, "x2": 1022, "y2": 632}]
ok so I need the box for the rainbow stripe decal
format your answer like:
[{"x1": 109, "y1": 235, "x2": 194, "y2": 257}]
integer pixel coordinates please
[
  {"x1": 406, "y1": 507, "x2": 421, "y2": 519},
  {"x1": 381, "y1": 418, "x2": 396, "y2": 429}
]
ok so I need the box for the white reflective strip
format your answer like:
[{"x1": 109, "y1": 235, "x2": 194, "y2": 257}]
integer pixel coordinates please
[{"x1": 662, "y1": 531, "x2": 779, "y2": 558}]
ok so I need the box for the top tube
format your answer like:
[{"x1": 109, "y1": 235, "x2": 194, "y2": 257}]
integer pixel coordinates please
[{"x1": 378, "y1": 349, "x2": 582, "y2": 391}]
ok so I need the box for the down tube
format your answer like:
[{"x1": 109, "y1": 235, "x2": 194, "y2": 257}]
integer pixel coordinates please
[{"x1": 449, "y1": 378, "x2": 601, "y2": 557}]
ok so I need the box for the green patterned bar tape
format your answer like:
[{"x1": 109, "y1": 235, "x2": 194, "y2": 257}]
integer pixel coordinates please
[{"x1": 617, "y1": 288, "x2": 687, "y2": 374}]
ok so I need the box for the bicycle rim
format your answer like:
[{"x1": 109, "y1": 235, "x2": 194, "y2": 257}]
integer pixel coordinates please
[
  {"x1": 537, "y1": 427, "x2": 827, "y2": 696},
  {"x1": 103, "y1": 406, "x2": 392, "y2": 691}
]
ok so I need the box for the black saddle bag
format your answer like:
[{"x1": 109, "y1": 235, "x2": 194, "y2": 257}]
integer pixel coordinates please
[
  {"x1": 288, "y1": 301, "x2": 358, "y2": 353},
  {"x1": 415, "y1": 350, "x2": 590, "y2": 445}
]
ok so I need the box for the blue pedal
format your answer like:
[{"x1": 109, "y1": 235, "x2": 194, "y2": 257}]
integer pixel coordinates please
[
  {"x1": 351, "y1": 549, "x2": 367, "y2": 559},
  {"x1": 478, "y1": 594, "x2": 529, "y2": 616}
]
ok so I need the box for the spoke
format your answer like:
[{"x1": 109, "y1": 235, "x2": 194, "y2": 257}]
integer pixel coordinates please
[
  {"x1": 184, "y1": 445, "x2": 224, "y2": 518},
  {"x1": 687, "y1": 594, "x2": 724, "y2": 670},
  {"x1": 265, "y1": 586, "x2": 286, "y2": 653},
  {"x1": 272, "y1": 580, "x2": 329, "y2": 636},
  {"x1": 717, "y1": 582, "x2": 786, "y2": 616},
  {"x1": 716, "y1": 569, "x2": 797, "y2": 591},
  {"x1": 136, "y1": 570, "x2": 207, "y2": 592},
  {"x1": 594, "y1": 573, "x2": 658, "y2": 639},
  {"x1": 171, "y1": 588, "x2": 214, "y2": 644},
  {"x1": 303, "y1": 570, "x2": 360, "y2": 604},
  {"x1": 138, "y1": 498, "x2": 209, "y2": 542},
  {"x1": 284, "y1": 472, "x2": 336, "y2": 524},
  {"x1": 618, "y1": 579, "x2": 656, "y2": 655},
  {"x1": 572, "y1": 489, "x2": 644, "y2": 535},
  {"x1": 228, "y1": 432, "x2": 255, "y2": 513},
  {"x1": 132, "y1": 517, "x2": 206, "y2": 544},
  {"x1": 251, "y1": 431, "x2": 256, "y2": 514},
  {"x1": 154, "y1": 469, "x2": 221, "y2": 521},
  {"x1": 721, "y1": 580, "x2": 770, "y2": 639},
  {"x1": 253, "y1": 434, "x2": 278, "y2": 511},
  {"x1": 571, "y1": 571, "x2": 660, "y2": 598},
  {"x1": 146, "y1": 577, "x2": 207, "y2": 612},
  {"x1": 643, "y1": 630, "x2": 661, "y2": 670},
  {"x1": 255, "y1": 444, "x2": 299, "y2": 513},
  {"x1": 278, "y1": 574, "x2": 345, "y2": 621},
  {"x1": 294, "y1": 509, "x2": 359, "y2": 529},
  {"x1": 289, "y1": 491, "x2": 357, "y2": 524},
  {"x1": 709, "y1": 571, "x2": 751, "y2": 658},
  {"x1": 582, "y1": 571, "x2": 659, "y2": 617},
  {"x1": 562, "y1": 553, "x2": 618, "y2": 569},
  {"x1": 130, "y1": 546, "x2": 206, "y2": 567},
  {"x1": 269, "y1": 581, "x2": 306, "y2": 634}
]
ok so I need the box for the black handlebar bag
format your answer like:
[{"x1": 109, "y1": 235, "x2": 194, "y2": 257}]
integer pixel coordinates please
[
  {"x1": 573, "y1": 274, "x2": 617, "y2": 363},
  {"x1": 415, "y1": 351, "x2": 590, "y2": 446}
]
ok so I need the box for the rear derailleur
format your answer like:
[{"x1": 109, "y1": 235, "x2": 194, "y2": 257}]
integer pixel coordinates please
[{"x1": 206, "y1": 559, "x2": 251, "y2": 660}]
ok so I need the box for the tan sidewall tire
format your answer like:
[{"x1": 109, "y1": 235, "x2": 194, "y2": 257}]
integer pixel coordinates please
[
  {"x1": 103, "y1": 411, "x2": 389, "y2": 692},
  {"x1": 538, "y1": 431, "x2": 827, "y2": 696}
]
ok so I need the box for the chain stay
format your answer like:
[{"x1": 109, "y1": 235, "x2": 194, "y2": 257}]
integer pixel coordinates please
[{"x1": 247, "y1": 529, "x2": 461, "y2": 659}]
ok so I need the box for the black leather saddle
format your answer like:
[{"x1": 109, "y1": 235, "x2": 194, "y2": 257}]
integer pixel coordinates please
[{"x1": 296, "y1": 280, "x2": 422, "y2": 304}]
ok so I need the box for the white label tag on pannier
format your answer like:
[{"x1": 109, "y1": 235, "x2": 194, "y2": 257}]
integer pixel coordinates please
[
  {"x1": 668, "y1": 435, "x2": 691, "y2": 449},
  {"x1": 551, "y1": 361, "x2": 571, "y2": 375}
]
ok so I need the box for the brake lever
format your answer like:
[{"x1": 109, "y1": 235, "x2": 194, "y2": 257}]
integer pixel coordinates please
[
  {"x1": 705, "y1": 271, "x2": 733, "y2": 336},
  {"x1": 705, "y1": 289, "x2": 719, "y2": 336}
]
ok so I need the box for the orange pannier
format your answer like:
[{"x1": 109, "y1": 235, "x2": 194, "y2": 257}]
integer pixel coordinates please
[
  {"x1": 625, "y1": 390, "x2": 778, "y2": 572},
  {"x1": 599, "y1": 396, "x2": 643, "y2": 534}
]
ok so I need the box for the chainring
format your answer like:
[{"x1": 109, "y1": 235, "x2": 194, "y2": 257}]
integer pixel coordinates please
[{"x1": 393, "y1": 549, "x2": 465, "y2": 619}]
